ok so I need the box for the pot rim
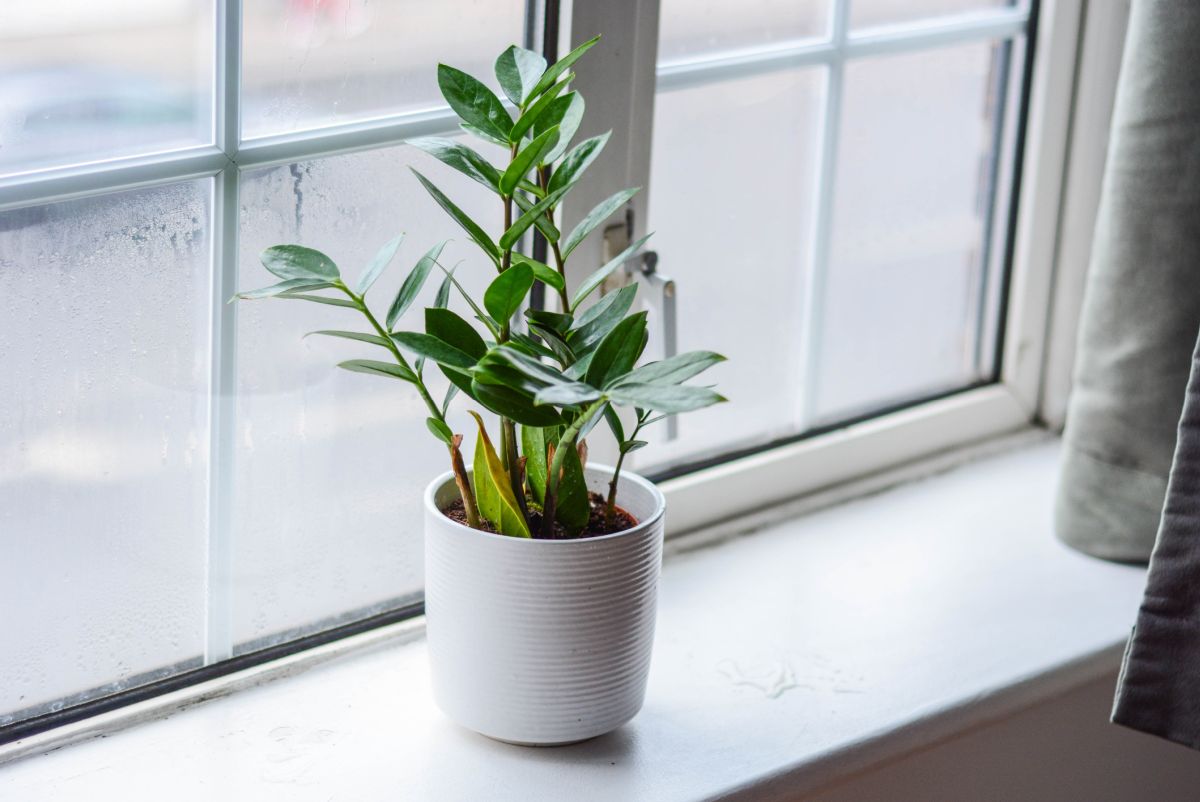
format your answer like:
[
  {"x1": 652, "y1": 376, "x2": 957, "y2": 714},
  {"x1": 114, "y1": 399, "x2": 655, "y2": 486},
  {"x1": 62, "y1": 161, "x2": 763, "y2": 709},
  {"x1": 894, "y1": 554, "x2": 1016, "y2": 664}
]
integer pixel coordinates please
[{"x1": 423, "y1": 462, "x2": 665, "y2": 545}]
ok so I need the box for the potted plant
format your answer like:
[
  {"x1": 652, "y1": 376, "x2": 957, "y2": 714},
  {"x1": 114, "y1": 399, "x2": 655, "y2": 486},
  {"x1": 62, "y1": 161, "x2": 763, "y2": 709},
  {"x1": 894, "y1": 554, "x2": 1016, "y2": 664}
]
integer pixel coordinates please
[{"x1": 237, "y1": 36, "x2": 725, "y2": 745}]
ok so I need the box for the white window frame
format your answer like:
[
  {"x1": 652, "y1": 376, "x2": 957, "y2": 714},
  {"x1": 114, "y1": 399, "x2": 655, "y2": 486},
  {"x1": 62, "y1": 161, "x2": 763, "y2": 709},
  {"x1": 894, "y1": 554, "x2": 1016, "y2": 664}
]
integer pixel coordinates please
[{"x1": 562, "y1": 0, "x2": 1116, "y2": 533}]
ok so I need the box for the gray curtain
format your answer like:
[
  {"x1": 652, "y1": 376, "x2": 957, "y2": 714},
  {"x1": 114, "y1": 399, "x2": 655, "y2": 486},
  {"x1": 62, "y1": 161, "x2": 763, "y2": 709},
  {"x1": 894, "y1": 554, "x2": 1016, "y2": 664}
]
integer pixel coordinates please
[{"x1": 1054, "y1": 1, "x2": 1200, "y2": 750}]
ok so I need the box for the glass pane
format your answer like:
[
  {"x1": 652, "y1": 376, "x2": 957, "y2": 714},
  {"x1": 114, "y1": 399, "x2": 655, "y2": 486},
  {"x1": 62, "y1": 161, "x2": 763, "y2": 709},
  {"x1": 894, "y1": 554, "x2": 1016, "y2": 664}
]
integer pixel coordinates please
[
  {"x1": 234, "y1": 141, "x2": 504, "y2": 651},
  {"x1": 241, "y1": 1, "x2": 526, "y2": 139},
  {"x1": 851, "y1": 0, "x2": 1014, "y2": 30},
  {"x1": 657, "y1": 0, "x2": 828, "y2": 64},
  {"x1": 0, "y1": 1, "x2": 214, "y2": 176},
  {"x1": 813, "y1": 41, "x2": 1008, "y2": 422},
  {"x1": 0, "y1": 180, "x2": 212, "y2": 725},
  {"x1": 636, "y1": 68, "x2": 823, "y2": 471}
]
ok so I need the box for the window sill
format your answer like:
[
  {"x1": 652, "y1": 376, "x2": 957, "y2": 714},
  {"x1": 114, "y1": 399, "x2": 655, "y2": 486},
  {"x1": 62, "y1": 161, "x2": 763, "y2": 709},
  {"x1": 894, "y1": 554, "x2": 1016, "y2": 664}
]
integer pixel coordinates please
[{"x1": 0, "y1": 436, "x2": 1151, "y2": 800}]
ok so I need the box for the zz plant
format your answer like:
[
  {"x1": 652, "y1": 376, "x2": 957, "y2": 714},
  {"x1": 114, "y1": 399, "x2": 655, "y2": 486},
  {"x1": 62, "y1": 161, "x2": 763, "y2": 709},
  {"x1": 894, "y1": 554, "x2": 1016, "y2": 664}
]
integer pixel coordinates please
[{"x1": 238, "y1": 36, "x2": 725, "y2": 539}]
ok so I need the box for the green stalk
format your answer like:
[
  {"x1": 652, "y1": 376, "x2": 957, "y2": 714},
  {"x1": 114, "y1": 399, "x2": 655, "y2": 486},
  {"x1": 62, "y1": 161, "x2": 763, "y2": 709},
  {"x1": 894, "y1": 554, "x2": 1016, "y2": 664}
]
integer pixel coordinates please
[
  {"x1": 537, "y1": 166, "x2": 572, "y2": 313},
  {"x1": 605, "y1": 447, "x2": 628, "y2": 527},
  {"x1": 541, "y1": 398, "x2": 607, "y2": 538},
  {"x1": 496, "y1": 142, "x2": 527, "y2": 519}
]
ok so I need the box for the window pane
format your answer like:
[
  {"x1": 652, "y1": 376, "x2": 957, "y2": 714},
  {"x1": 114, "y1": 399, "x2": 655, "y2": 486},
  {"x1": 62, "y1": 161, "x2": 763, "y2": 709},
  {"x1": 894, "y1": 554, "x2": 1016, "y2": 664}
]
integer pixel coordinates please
[
  {"x1": 241, "y1": 1, "x2": 525, "y2": 139},
  {"x1": 638, "y1": 68, "x2": 823, "y2": 470},
  {"x1": 234, "y1": 141, "x2": 503, "y2": 651},
  {"x1": 0, "y1": 1, "x2": 214, "y2": 176},
  {"x1": 657, "y1": 0, "x2": 827, "y2": 64},
  {"x1": 813, "y1": 41, "x2": 1009, "y2": 422},
  {"x1": 851, "y1": 0, "x2": 1014, "y2": 30},
  {"x1": 0, "y1": 180, "x2": 213, "y2": 725}
]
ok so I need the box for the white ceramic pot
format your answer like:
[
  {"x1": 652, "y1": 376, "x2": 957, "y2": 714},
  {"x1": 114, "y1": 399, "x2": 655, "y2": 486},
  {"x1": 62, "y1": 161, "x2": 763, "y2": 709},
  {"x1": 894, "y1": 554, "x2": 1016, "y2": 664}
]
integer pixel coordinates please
[{"x1": 424, "y1": 464, "x2": 665, "y2": 746}]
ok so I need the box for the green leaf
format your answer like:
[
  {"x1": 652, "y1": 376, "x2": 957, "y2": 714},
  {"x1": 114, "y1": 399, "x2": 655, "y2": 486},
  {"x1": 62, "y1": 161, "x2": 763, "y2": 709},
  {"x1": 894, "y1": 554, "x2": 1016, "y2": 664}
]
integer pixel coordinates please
[
  {"x1": 427, "y1": 417, "x2": 455, "y2": 445},
  {"x1": 500, "y1": 126, "x2": 560, "y2": 196},
  {"x1": 526, "y1": 309, "x2": 573, "y2": 335},
  {"x1": 487, "y1": 348, "x2": 599, "y2": 406},
  {"x1": 236, "y1": 278, "x2": 334, "y2": 300},
  {"x1": 338, "y1": 359, "x2": 417, "y2": 382},
  {"x1": 442, "y1": 366, "x2": 479, "y2": 401},
  {"x1": 407, "y1": 137, "x2": 500, "y2": 192},
  {"x1": 499, "y1": 184, "x2": 572, "y2": 252},
  {"x1": 521, "y1": 426, "x2": 549, "y2": 505},
  {"x1": 390, "y1": 332, "x2": 477, "y2": 370},
  {"x1": 433, "y1": 268, "x2": 454, "y2": 309},
  {"x1": 526, "y1": 35, "x2": 600, "y2": 105},
  {"x1": 469, "y1": 411, "x2": 531, "y2": 538},
  {"x1": 534, "y1": 383, "x2": 602, "y2": 406},
  {"x1": 512, "y1": 192, "x2": 561, "y2": 243},
  {"x1": 526, "y1": 324, "x2": 576, "y2": 366},
  {"x1": 437, "y1": 64, "x2": 513, "y2": 143},
  {"x1": 442, "y1": 383, "x2": 459, "y2": 416},
  {"x1": 623, "y1": 440, "x2": 648, "y2": 453},
  {"x1": 510, "y1": 332, "x2": 557, "y2": 361},
  {"x1": 585, "y1": 311, "x2": 648, "y2": 389},
  {"x1": 555, "y1": 439, "x2": 590, "y2": 535},
  {"x1": 386, "y1": 240, "x2": 447, "y2": 329},
  {"x1": 608, "y1": 383, "x2": 726, "y2": 413},
  {"x1": 611, "y1": 350, "x2": 726, "y2": 389},
  {"x1": 512, "y1": 254, "x2": 565, "y2": 291},
  {"x1": 425, "y1": 308, "x2": 487, "y2": 360},
  {"x1": 484, "y1": 263, "x2": 535, "y2": 324},
  {"x1": 460, "y1": 122, "x2": 509, "y2": 148},
  {"x1": 280, "y1": 294, "x2": 357, "y2": 308},
  {"x1": 355, "y1": 234, "x2": 404, "y2": 295},
  {"x1": 411, "y1": 169, "x2": 499, "y2": 261},
  {"x1": 304, "y1": 330, "x2": 389, "y2": 347},
  {"x1": 534, "y1": 93, "x2": 584, "y2": 164},
  {"x1": 509, "y1": 79, "x2": 572, "y2": 142},
  {"x1": 570, "y1": 233, "x2": 652, "y2": 311},
  {"x1": 471, "y1": 380, "x2": 563, "y2": 427},
  {"x1": 261, "y1": 244, "x2": 340, "y2": 282},
  {"x1": 566, "y1": 283, "x2": 638, "y2": 354},
  {"x1": 603, "y1": 404, "x2": 626, "y2": 444},
  {"x1": 432, "y1": 262, "x2": 500, "y2": 339},
  {"x1": 547, "y1": 132, "x2": 609, "y2": 195},
  {"x1": 562, "y1": 188, "x2": 640, "y2": 258},
  {"x1": 495, "y1": 45, "x2": 547, "y2": 106}
]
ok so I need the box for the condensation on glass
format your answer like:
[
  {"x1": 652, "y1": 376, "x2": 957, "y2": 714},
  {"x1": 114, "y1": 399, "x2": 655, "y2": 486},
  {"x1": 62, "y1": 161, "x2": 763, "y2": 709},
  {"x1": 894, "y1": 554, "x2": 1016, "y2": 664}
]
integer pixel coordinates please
[
  {"x1": 241, "y1": 1, "x2": 526, "y2": 139},
  {"x1": 656, "y1": 0, "x2": 828, "y2": 64},
  {"x1": 0, "y1": 1, "x2": 214, "y2": 176},
  {"x1": 850, "y1": 0, "x2": 1017, "y2": 30},
  {"x1": 233, "y1": 141, "x2": 503, "y2": 653},
  {"x1": 813, "y1": 41, "x2": 1012, "y2": 422},
  {"x1": 637, "y1": 68, "x2": 822, "y2": 470},
  {"x1": 0, "y1": 180, "x2": 213, "y2": 726}
]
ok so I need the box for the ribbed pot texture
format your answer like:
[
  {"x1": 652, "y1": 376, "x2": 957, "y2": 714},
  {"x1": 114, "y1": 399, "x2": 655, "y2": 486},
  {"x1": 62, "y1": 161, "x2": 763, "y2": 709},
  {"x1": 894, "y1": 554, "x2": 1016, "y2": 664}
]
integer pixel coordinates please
[{"x1": 424, "y1": 465, "x2": 665, "y2": 746}]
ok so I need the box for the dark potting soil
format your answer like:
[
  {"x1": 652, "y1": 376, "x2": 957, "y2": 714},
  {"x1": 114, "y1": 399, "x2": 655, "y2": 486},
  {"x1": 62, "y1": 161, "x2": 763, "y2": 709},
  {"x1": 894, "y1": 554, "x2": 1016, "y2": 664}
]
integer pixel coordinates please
[{"x1": 442, "y1": 492, "x2": 638, "y2": 540}]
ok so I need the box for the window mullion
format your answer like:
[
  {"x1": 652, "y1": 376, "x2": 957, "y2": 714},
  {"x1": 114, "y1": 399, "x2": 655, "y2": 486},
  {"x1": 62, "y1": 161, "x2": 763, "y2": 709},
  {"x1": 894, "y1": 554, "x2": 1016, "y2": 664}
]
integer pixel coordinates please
[{"x1": 204, "y1": 0, "x2": 243, "y2": 665}]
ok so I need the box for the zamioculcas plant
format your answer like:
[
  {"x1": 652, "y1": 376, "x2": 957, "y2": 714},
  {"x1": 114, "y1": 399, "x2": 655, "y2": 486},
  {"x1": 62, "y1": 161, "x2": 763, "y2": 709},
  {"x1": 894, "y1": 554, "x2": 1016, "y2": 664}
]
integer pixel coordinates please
[{"x1": 237, "y1": 35, "x2": 725, "y2": 540}]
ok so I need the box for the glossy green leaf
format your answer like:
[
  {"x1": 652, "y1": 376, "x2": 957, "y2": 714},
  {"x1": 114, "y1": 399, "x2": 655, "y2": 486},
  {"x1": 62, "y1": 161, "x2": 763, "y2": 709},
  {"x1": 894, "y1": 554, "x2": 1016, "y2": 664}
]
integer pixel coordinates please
[
  {"x1": 521, "y1": 426, "x2": 549, "y2": 505},
  {"x1": 261, "y1": 244, "x2": 340, "y2": 282},
  {"x1": 623, "y1": 440, "x2": 648, "y2": 453},
  {"x1": 585, "y1": 311, "x2": 648, "y2": 389},
  {"x1": 280, "y1": 294, "x2": 357, "y2": 308},
  {"x1": 526, "y1": 35, "x2": 600, "y2": 105},
  {"x1": 432, "y1": 262, "x2": 500, "y2": 339},
  {"x1": 534, "y1": 383, "x2": 602, "y2": 407},
  {"x1": 509, "y1": 79, "x2": 572, "y2": 142},
  {"x1": 426, "y1": 417, "x2": 455, "y2": 445},
  {"x1": 425, "y1": 307, "x2": 487, "y2": 360},
  {"x1": 411, "y1": 169, "x2": 499, "y2": 261},
  {"x1": 390, "y1": 332, "x2": 477, "y2": 370},
  {"x1": 386, "y1": 240, "x2": 446, "y2": 329},
  {"x1": 354, "y1": 234, "x2": 404, "y2": 295},
  {"x1": 471, "y1": 380, "x2": 563, "y2": 426},
  {"x1": 512, "y1": 192, "x2": 561, "y2": 243},
  {"x1": 603, "y1": 404, "x2": 626, "y2": 443},
  {"x1": 511, "y1": 254, "x2": 564, "y2": 290},
  {"x1": 483, "y1": 263, "x2": 534, "y2": 324},
  {"x1": 607, "y1": 383, "x2": 726, "y2": 413},
  {"x1": 526, "y1": 308, "x2": 573, "y2": 335},
  {"x1": 437, "y1": 64, "x2": 513, "y2": 143},
  {"x1": 547, "y1": 132, "x2": 609, "y2": 195},
  {"x1": 526, "y1": 323, "x2": 576, "y2": 366},
  {"x1": 566, "y1": 283, "x2": 638, "y2": 354},
  {"x1": 338, "y1": 359, "x2": 417, "y2": 382},
  {"x1": 407, "y1": 137, "x2": 500, "y2": 191},
  {"x1": 562, "y1": 187, "x2": 640, "y2": 258},
  {"x1": 304, "y1": 330, "x2": 389, "y2": 347},
  {"x1": 611, "y1": 350, "x2": 726, "y2": 389},
  {"x1": 442, "y1": 383, "x2": 459, "y2": 416},
  {"x1": 495, "y1": 45, "x2": 547, "y2": 106},
  {"x1": 510, "y1": 332, "x2": 557, "y2": 361},
  {"x1": 554, "y1": 438, "x2": 589, "y2": 535},
  {"x1": 469, "y1": 411, "x2": 531, "y2": 538},
  {"x1": 499, "y1": 184, "x2": 571, "y2": 252},
  {"x1": 534, "y1": 93, "x2": 584, "y2": 164},
  {"x1": 570, "y1": 233, "x2": 652, "y2": 311},
  {"x1": 460, "y1": 122, "x2": 509, "y2": 147},
  {"x1": 488, "y1": 347, "x2": 598, "y2": 406},
  {"x1": 500, "y1": 126, "x2": 559, "y2": 196},
  {"x1": 236, "y1": 278, "x2": 334, "y2": 300}
]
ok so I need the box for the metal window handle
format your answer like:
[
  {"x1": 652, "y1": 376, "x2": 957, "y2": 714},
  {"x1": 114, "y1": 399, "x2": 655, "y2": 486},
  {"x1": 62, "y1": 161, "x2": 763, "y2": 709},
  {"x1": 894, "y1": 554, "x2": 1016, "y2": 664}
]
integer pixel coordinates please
[{"x1": 631, "y1": 250, "x2": 679, "y2": 441}]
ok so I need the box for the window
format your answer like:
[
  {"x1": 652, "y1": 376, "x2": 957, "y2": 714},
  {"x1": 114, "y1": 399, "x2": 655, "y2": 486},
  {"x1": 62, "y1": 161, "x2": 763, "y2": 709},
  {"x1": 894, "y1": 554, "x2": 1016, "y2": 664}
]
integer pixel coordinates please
[{"x1": 2, "y1": 0, "x2": 1055, "y2": 741}]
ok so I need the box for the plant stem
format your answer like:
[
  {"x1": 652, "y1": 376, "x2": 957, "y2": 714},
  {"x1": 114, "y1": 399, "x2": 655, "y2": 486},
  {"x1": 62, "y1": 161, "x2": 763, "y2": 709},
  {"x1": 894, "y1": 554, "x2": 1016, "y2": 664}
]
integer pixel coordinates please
[
  {"x1": 605, "y1": 448, "x2": 627, "y2": 527},
  {"x1": 538, "y1": 166, "x2": 572, "y2": 312},
  {"x1": 541, "y1": 398, "x2": 608, "y2": 538}
]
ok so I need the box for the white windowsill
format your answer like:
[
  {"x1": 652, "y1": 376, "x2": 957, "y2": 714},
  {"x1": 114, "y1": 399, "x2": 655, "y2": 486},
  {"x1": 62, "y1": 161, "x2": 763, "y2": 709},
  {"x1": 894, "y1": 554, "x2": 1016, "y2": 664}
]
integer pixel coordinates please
[{"x1": 0, "y1": 436, "x2": 1150, "y2": 800}]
